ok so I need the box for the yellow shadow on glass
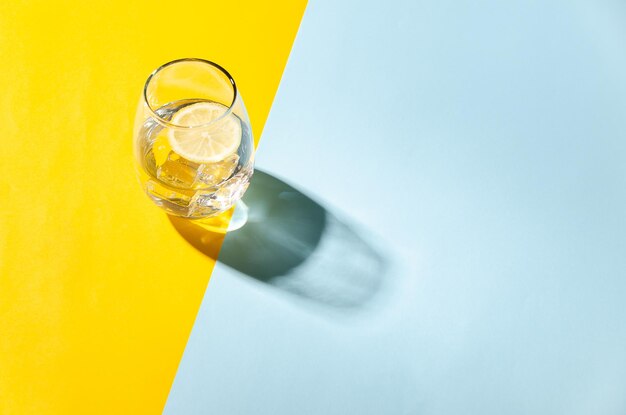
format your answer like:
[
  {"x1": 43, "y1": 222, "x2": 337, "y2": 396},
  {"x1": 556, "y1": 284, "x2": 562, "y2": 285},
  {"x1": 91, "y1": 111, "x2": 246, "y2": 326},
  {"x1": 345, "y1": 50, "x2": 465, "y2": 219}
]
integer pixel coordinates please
[{"x1": 182, "y1": 207, "x2": 234, "y2": 235}]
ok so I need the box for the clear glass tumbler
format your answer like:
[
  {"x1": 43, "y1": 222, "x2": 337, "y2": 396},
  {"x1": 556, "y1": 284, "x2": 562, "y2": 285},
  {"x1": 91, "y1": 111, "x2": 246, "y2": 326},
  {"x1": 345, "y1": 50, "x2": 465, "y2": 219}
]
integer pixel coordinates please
[{"x1": 133, "y1": 58, "x2": 254, "y2": 227}]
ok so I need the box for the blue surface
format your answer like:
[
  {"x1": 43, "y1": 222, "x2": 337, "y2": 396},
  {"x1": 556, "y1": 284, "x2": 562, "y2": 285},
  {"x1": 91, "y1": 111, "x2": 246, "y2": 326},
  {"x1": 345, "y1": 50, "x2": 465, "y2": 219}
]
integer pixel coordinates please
[{"x1": 165, "y1": 0, "x2": 626, "y2": 413}]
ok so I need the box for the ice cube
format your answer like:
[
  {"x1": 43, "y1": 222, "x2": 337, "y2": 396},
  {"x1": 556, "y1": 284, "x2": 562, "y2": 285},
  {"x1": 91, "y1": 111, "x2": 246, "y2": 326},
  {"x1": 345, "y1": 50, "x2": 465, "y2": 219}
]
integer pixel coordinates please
[
  {"x1": 145, "y1": 179, "x2": 196, "y2": 216},
  {"x1": 156, "y1": 151, "x2": 201, "y2": 188},
  {"x1": 195, "y1": 153, "x2": 239, "y2": 187},
  {"x1": 189, "y1": 169, "x2": 251, "y2": 217}
]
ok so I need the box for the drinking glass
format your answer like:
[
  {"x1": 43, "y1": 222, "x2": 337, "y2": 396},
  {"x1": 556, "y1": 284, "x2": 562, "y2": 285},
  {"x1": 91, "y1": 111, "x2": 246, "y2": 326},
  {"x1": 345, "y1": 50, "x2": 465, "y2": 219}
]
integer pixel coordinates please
[{"x1": 133, "y1": 58, "x2": 254, "y2": 230}]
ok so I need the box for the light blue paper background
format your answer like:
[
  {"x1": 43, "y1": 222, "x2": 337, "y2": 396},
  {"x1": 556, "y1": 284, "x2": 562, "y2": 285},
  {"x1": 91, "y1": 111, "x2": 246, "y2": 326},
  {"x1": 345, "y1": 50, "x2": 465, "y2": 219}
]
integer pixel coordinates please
[{"x1": 165, "y1": 0, "x2": 626, "y2": 413}]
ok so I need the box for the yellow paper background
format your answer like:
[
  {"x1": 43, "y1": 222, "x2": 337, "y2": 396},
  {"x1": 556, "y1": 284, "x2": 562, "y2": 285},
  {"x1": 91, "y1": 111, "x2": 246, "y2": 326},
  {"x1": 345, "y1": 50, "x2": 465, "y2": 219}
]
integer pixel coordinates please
[{"x1": 0, "y1": 1, "x2": 306, "y2": 413}]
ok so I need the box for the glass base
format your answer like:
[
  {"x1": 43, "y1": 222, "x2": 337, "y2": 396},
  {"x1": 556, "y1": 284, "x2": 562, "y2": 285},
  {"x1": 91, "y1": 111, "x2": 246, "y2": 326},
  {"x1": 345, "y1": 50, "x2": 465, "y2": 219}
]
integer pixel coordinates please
[{"x1": 191, "y1": 200, "x2": 248, "y2": 234}]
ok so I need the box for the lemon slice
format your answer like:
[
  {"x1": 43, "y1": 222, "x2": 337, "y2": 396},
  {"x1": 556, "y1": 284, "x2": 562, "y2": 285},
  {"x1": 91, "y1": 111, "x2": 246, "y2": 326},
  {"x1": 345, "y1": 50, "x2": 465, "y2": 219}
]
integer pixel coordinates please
[{"x1": 169, "y1": 102, "x2": 241, "y2": 163}]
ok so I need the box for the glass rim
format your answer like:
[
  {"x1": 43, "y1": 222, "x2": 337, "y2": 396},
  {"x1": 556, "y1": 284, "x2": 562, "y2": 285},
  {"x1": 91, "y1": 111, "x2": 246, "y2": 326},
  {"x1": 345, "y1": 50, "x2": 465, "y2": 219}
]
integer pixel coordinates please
[{"x1": 142, "y1": 58, "x2": 238, "y2": 130}]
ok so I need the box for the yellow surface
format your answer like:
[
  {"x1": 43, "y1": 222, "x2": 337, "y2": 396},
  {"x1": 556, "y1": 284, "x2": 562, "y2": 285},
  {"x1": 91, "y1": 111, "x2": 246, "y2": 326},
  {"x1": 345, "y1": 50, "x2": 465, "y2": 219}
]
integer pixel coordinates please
[{"x1": 0, "y1": 1, "x2": 306, "y2": 413}]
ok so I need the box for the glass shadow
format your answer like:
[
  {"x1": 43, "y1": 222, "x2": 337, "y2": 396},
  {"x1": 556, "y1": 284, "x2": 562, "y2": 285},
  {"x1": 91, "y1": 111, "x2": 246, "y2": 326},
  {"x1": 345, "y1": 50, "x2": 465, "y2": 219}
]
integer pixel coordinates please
[{"x1": 169, "y1": 170, "x2": 388, "y2": 310}]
